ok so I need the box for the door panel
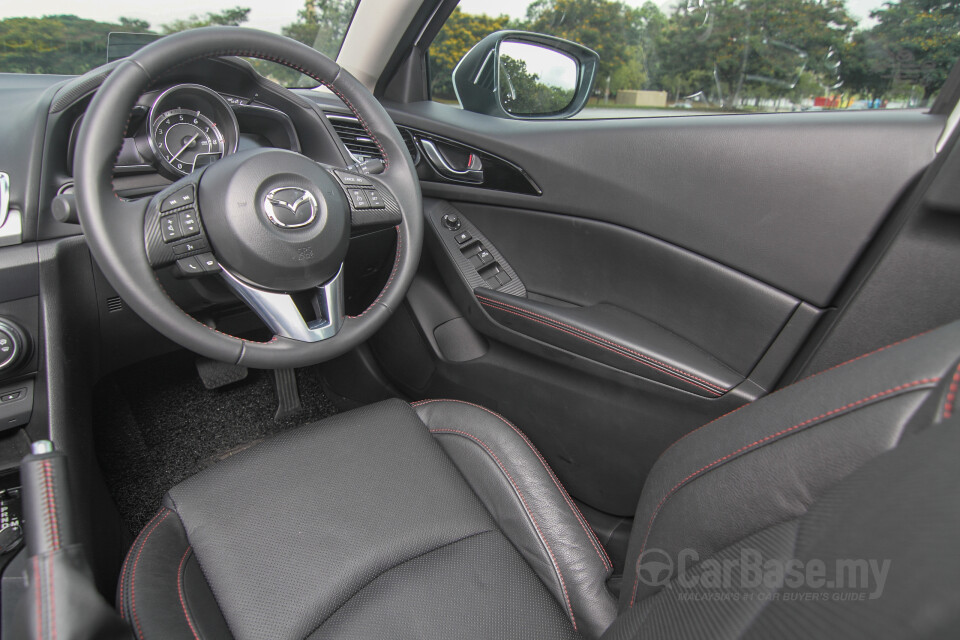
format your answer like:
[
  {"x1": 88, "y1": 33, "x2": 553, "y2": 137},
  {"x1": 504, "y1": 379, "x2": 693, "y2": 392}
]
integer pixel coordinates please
[
  {"x1": 367, "y1": 101, "x2": 946, "y2": 516},
  {"x1": 457, "y1": 203, "x2": 799, "y2": 379},
  {"x1": 390, "y1": 103, "x2": 944, "y2": 306}
]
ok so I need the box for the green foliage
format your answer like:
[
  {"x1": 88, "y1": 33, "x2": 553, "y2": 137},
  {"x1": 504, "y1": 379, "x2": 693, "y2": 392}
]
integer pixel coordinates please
[
  {"x1": 2, "y1": 0, "x2": 959, "y2": 107},
  {"x1": 653, "y1": 0, "x2": 855, "y2": 106},
  {"x1": 429, "y1": 8, "x2": 510, "y2": 100},
  {"x1": 282, "y1": 0, "x2": 355, "y2": 56},
  {"x1": 499, "y1": 54, "x2": 575, "y2": 114},
  {"x1": 0, "y1": 15, "x2": 122, "y2": 75},
  {"x1": 160, "y1": 7, "x2": 251, "y2": 33},
  {"x1": 523, "y1": 0, "x2": 645, "y2": 92},
  {"x1": 869, "y1": 0, "x2": 960, "y2": 102}
]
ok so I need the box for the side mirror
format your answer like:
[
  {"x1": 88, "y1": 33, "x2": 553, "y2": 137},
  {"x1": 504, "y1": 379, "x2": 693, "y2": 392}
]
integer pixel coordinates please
[{"x1": 452, "y1": 31, "x2": 599, "y2": 120}]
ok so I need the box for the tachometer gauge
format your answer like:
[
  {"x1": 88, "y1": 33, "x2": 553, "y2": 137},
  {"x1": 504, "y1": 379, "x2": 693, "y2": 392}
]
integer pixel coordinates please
[
  {"x1": 147, "y1": 84, "x2": 239, "y2": 177},
  {"x1": 152, "y1": 109, "x2": 225, "y2": 175}
]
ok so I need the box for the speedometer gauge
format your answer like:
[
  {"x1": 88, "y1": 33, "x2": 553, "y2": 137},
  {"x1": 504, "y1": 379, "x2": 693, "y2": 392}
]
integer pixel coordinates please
[
  {"x1": 147, "y1": 83, "x2": 239, "y2": 178},
  {"x1": 152, "y1": 109, "x2": 225, "y2": 175}
]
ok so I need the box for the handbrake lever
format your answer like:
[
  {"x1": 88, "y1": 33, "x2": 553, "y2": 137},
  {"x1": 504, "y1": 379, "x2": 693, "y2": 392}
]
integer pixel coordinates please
[{"x1": 8, "y1": 441, "x2": 131, "y2": 640}]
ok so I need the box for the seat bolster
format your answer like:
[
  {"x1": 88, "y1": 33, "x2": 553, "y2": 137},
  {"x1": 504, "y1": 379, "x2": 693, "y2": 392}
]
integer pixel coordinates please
[
  {"x1": 622, "y1": 321, "x2": 960, "y2": 609},
  {"x1": 415, "y1": 399, "x2": 617, "y2": 639},
  {"x1": 117, "y1": 507, "x2": 232, "y2": 640}
]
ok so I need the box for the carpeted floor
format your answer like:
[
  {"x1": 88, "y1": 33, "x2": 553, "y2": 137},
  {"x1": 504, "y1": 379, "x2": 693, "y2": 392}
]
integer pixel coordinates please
[{"x1": 93, "y1": 351, "x2": 338, "y2": 534}]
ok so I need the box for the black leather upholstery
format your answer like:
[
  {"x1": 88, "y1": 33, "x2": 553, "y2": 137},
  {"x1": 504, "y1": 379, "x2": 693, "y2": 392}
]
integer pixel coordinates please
[
  {"x1": 620, "y1": 323, "x2": 960, "y2": 609},
  {"x1": 119, "y1": 321, "x2": 960, "y2": 640},
  {"x1": 414, "y1": 399, "x2": 617, "y2": 638},
  {"x1": 118, "y1": 400, "x2": 605, "y2": 639}
]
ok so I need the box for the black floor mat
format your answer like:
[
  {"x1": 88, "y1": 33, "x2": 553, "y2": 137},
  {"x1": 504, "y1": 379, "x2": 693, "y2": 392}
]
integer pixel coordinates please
[{"x1": 93, "y1": 351, "x2": 338, "y2": 534}]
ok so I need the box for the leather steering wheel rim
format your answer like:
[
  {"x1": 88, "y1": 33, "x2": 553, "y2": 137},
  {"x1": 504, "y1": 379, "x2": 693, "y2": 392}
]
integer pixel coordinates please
[{"x1": 74, "y1": 27, "x2": 422, "y2": 369}]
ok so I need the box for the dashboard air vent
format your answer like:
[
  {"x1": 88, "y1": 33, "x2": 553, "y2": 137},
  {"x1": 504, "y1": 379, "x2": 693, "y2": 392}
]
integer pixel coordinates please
[
  {"x1": 325, "y1": 113, "x2": 382, "y2": 163},
  {"x1": 398, "y1": 128, "x2": 420, "y2": 164}
]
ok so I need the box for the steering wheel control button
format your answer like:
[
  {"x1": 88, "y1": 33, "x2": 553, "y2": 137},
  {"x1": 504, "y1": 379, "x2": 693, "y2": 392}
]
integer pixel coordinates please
[
  {"x1": 172, "y1": 238, "x2": 208, "y2": 255},
  {"x1": 160, "y1": 186, "x2": 196, "y2": 212},
  {"x1": 196, "y1": 253, "x2": 220, "y2": 273},
  {"x1": 178, "y1": 209, "x2": 200, "y2": 237},
  {"x1": 347, "y1": 188, "x2": 371, "y2": 209},
  {"x1": 334, "y1": 170, "x2": 372, "y2": 186},
  {"x1": 263, "y1": 187, "x2": 318, "y2": 229},
  {"x1": 364, "y1": 190, "x2": 385, "y2": 209},
  {"x1": 175, "y1": 257, "x2": 204, "y2": 277},
  {"x1": 160, "y1": 215, "x2": 183, "y2": 243},
  {"x1": 455, "y1": 231, "x2": 472, "y2": 244},
  {"x1": 442, "y1": 213, "x2": 461, "y2": 230}
]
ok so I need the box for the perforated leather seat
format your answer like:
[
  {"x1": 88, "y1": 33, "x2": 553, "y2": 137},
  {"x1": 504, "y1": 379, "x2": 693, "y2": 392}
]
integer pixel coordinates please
[{"x1": 120, "y1": 322, "x2": 960, "y2": 639}]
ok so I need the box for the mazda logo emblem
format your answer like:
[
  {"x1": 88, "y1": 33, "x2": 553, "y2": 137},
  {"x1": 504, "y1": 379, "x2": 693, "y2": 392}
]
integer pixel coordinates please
[{"x1": 263, "y1": 187, "x2": 318, "y2": 229}]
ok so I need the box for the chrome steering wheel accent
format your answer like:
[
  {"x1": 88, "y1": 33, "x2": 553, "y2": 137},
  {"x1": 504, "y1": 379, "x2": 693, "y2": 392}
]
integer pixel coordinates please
[
  {"x1": 221, "y1": 265, "x2": 344, "y2": 343},
  {"x1": 74, "y1": 27, "x2": 423, "y2": 369}
]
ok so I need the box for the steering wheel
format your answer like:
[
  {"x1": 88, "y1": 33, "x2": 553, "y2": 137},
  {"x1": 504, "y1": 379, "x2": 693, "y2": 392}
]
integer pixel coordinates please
[{"x1": 74, "y1": 27, "x2": 422, "y2": 369}]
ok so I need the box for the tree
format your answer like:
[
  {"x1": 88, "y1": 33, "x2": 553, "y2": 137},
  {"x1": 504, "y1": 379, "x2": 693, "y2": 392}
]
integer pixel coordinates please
[
  {"x1": 500, "y1": 54, "x2": 575, "y2": 114},
  {"x1": 653, "y1": 0, "x2": 854, "y2": 107},
  {"x1": 522, "y1": 0, "x2": 645, "y2": 92},
  {"x1": 0, "y1": 15, "x2": 123, "y2": 75},
  {"x1": 428, "y1": 8, "x2": 510, "y2": 100},
  {"x1": 282, "y1": 0, "x2": 355, "y2": 58},
  {"x1": 841, "y1": 29, "x2": 893, "y2": 101},
  {"x1": 160, "y1": 7, "x2": 250, "y2": 34},
  {"x1": 636, "y1": 1, "x2": 667, "y2": 89},
  {"x1": 869, "y1": 0, "x2": 960, "y2": 103},
  {"x1": 118, "y1": 17, "x2": 151, "y2": 32}
]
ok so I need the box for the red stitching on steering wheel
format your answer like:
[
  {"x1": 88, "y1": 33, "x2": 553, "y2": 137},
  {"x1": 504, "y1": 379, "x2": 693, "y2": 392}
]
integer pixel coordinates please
[{"x1": 98, "y1": 40, "x2": 408, "y2": 348}]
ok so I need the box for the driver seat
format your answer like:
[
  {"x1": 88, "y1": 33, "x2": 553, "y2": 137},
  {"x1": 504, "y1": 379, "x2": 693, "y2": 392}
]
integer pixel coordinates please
[{"x1": 116, "y1": 322, "x2": 960, "y2": 639}]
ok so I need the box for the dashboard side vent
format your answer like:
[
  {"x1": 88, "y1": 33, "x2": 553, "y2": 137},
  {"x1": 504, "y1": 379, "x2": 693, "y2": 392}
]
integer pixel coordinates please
[
  {"x1": 106, "y1": 296, "x2": 124, "y2": 313},
  {"x1": 324, "y1": 113, "x2": 383, "y2": 163},
  {"x1": 398, "y1": 127, "x2": 420, "y2": 164}
]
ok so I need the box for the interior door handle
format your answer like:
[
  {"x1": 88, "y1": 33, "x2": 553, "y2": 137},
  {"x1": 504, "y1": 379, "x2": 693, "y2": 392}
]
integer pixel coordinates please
[{"x1": 419, "y1": 139, "x2": 484, "y2": 183}]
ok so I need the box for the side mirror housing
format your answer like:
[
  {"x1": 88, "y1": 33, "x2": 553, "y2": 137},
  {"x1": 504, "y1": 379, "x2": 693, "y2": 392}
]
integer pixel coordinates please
[{"x1": 452, "y1": 31, "x2": 598, "y2": 120}]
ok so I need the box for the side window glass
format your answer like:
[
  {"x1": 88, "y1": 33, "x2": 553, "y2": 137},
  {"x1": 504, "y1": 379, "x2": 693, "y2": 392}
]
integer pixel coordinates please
[{"x1": 430, "y1": 0, "x2": 960, "y2": 118}]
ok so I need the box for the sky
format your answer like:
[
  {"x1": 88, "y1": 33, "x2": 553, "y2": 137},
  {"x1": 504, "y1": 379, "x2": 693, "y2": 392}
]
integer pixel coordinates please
[{"x1": 0, "y1": 0, "x2": 888, "y2": 34}]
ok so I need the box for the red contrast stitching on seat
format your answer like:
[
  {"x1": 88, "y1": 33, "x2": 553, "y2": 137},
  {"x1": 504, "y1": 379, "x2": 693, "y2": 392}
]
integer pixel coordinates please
[
  {"x1": 177, "y1": 547, "x2": 202, "y2": 640},
  {"x1": 627, "y1": 377, "x2": 939, "y2": 607},
  {"x1": 119, "y1": 508, "x2": 168, "y2": 617},
  {"x1": 33, "y1": 556, "x2": 43, "y2": 640},
  {"x1": 415, "y1": 399, "x2": 613, "y2": 571},
  {"x1": 943, "y1": 363, "x2": 960, "y2": 419},
  {"x1": 130, "y1": 509, "x2": 172, "y2": 640},
  {"x1": 41, "y1": 460, "x2": 60, "y2": 551},
  {"x1": 797, "y1": 330, "x2": 932, "y2": 385},
  {"x1": 476, "y1": 296, "x2": 724, "y2": 396},
  {"x1": 350, "y1": 226, "x2": 403, "y2": 318},
  {"x1": 47, "y1": 554, "x2": 56, "y2": 640},
  {"x1": 429, "y1": 427, "x2": 578, "y2": 631},
  {"x1": 659, "y1": 330, "x2": 938, "y2": 460}
]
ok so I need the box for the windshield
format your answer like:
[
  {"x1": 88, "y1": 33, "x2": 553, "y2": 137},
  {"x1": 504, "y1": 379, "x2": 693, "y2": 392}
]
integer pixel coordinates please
[{"x1": 0, "y1": 0, "x2": 360, "y2": 85}]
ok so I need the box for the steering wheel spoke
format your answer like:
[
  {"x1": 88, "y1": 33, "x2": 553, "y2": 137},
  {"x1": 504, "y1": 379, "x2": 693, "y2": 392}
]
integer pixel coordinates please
[
  {"x1": 143, "y1": 174, "x2": 213, "y2": 273},
  {"x1": 75, "y1": 26, "x2": 420, "y2": 368},
  {"x1": 220, "y1": 266, "x2": 345, "y2": 342}
]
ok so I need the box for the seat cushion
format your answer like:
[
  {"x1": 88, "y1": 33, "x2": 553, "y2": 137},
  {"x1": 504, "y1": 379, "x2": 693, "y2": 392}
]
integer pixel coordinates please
[{"x1": 117, "y1": 398, "x2": 616, "y2": 639}]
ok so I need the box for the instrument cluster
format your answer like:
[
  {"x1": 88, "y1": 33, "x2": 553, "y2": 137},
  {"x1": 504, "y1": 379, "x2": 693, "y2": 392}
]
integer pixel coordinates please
[{"x1": 147, "y1": 84, "x2": 239, "y2": 177}]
